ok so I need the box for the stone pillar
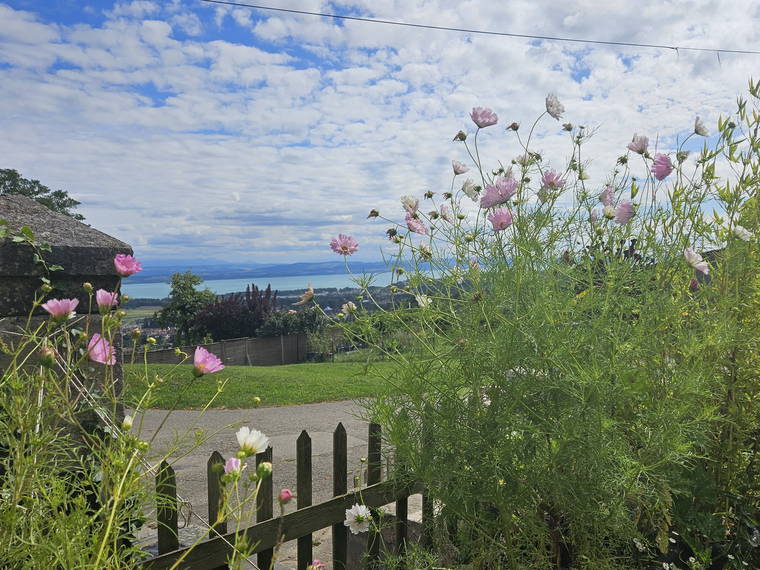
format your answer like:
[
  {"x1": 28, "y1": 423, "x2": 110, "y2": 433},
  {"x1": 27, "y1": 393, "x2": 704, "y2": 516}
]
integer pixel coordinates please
[{"x1": 0, "y1": 194, "x2": 133, "y2": 424}]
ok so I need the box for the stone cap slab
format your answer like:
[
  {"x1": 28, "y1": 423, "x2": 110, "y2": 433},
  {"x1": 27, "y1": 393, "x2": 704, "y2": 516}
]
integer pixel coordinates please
[{"x1": 0, "y1": 195, "x2": 133, "y2": 315}]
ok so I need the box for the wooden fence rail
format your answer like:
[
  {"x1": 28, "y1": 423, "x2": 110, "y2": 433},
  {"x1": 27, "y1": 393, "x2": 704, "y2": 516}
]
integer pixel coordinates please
[{"x1": 142, "y1": 422, "x2": 424, "y2": 570}]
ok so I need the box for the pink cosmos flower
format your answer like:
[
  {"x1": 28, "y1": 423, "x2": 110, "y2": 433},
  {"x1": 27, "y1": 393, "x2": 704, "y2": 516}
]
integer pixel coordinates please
[
  {"x1": 684, "y1": 248, "x2": 709, "y2": 275},
  {"x1": 278, "y1": 488, "x2": 294, "y2": 505},
  {"x1": 439, "y1": 205, "x2": 453, "y2": 223},
  {"x1": 405, "y1": 213, "x2": 428, "y2": 235},
  {"x1": 330, "y1": 234, "x2": 359, "y2": 256},
  {"x1": 487, "y1": 208, "x2": 513, "y2": 231},
  {"x1": 88, "y1": 333, "x2": 116, "y2": 365},
  {"x1": 590, "y1": 209, "x2": 599, "y2": 224},
  {"x1": 600, "y1": 186, "x2": 615, "y2": 207},
  {"x1": 614, "y1": 200, "x2": 635, "y2": 225},
  {"x1": 307, "y1": 561, "x2": 326, "y2": 570},
  {"x1": 41, "y1": 298, "x2": 79, "y2": 321},
  {"x1": 193, "y1": 346, "x2": 224, "y2": 376},
  {"x1": 452, "y1": 160, "x2": 469, "y2": 175},
  {"x1": 541, "y1": 170, "x2": 565, "y2": 190},
  {"x1": 114, "y1": 254, "x2": 142, "y2": 277},
  {"x1": 224, "y1": 457, "x2": 242, "y2": 474},
  {"x1": 95, "y1": 289, "x2": 119, "y2": 313},
  {"x1": 651, "y1": 153, "x2": 673, "y2": 181},
  {"x1": 627, "y1": 134, "x2": 649, "y2": 154},
  {"x1": 470, "y1": 107, "x2": 498, "y2": 128},
  {"x1": 480, "y1": 175, "x2": 517, "y2": 208}
]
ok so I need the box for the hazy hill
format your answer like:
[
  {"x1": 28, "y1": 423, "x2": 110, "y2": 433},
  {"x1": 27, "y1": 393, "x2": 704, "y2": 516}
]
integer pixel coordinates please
[{"x1": 129, "y1": 260, "x2": 392, "y2": 284}]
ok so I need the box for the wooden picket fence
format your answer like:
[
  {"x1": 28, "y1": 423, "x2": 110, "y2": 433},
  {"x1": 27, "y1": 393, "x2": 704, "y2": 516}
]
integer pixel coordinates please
[{"x1": 141, "y1": 422, "x2": 426, "y2": 569}]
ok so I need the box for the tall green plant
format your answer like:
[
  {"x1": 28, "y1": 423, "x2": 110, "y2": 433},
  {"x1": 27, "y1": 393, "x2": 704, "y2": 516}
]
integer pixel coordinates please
[{"x1": 332, "y1": 81, "x2": 760, "y2": 568}]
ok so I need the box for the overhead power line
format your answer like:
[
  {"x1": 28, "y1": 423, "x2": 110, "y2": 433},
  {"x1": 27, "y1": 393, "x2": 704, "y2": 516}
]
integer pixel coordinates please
[{"x1": 199, "y1": 0, "x2": 760, "y2": 56}]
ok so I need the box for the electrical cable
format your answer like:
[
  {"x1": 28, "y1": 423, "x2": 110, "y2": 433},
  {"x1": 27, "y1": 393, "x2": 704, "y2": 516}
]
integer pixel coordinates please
[{"x1": 198, "y1": 0, "x2": 760, "y2": 56}]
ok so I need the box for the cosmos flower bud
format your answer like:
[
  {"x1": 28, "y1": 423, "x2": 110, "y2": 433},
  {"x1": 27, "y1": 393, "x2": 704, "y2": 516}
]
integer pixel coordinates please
[
  {"x1": 257, "y1": 461, "x2": 273, "y2": 479},
  {"x1": 452, "y1": 130, "x2": 467, "y2": 141},
  {"x1": 224, "y1": 457, "x2": 242, "y2": 474},
  {"x1": 278, "y1": 488, "x2": 294, "y2": 505},
  {"x1": 83, "y1": 282, "x2": 94, "y2": 292},
  {"x1": 122, "y1": 415, "x2": 133, "y2": 430},
  {"x1": 38, "y1": 346, "x2": 57, "y2": 368},
  {"x1": 424, "y1": 190, "x2": 434, "y2": 199},
  {"x1": 508, "y1": 122, "x2": 520, "y2": 131}
]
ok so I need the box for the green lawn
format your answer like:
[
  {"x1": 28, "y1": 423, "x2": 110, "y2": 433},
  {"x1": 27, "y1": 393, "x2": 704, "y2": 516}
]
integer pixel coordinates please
[
  {"x1": 121, "y1": 305, "x2": 162, "y2": 325},
  {"x1": 124, "y1": 360, "x2": 398, "y2": 409}
]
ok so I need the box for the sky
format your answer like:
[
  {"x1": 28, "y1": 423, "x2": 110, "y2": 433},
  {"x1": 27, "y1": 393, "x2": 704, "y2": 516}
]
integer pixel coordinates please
[{"x1": 1, "y1": 0, "x2": 758, "y2": 264}]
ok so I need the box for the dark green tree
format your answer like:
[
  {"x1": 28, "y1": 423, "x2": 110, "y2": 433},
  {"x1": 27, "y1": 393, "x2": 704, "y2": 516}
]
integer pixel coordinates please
[
  {"x1": 155, "y1": 272, "x2": 216, "y2": 345},
  {"x1": 193, "y1": 284, "x2": 279, "y2": 341},
  {"x1": 0, "y1": 169, "x2": 84, "y2": 220}
]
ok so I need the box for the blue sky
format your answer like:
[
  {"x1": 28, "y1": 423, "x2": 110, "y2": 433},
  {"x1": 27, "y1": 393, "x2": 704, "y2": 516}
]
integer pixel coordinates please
[{"x1": 1, "y1": 0, "x2": 758, "y2": 263}]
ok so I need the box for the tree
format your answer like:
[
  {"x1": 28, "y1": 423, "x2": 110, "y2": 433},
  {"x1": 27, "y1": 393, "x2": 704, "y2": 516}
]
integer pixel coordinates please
[
  {"x1": 155, "y1": 272, "x2": 216, "y2": 346},
  {"x1": 0, "y1": 169, "x2": 84, "y2": 220},
  {"x1": 193, "y1": 284, "x2": 279, "y2": 341}
]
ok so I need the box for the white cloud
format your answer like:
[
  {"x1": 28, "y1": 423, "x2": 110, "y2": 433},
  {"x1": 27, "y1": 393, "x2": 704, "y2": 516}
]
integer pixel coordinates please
[{"x1": 107, "y1": 1, "x2": 159, "y2": 19}]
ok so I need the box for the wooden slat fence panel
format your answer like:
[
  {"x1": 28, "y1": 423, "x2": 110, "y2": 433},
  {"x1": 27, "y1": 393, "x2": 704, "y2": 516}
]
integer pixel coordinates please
[
  {"x1": 207, "y1": 451, "x2": 226, "y2": 539},
  {"x1": 367, "y1": 423, "x2": 382, "y2": 565},
  {"x1": 143, "y1": 479, "x2": 423, "y2": 569},
  {"x1": 332, "y1": 422, "x2": 348, "y2": 570},
  {"x1": 143, "y1": 422, "x2": 424, "y2": 570},
  {"x1": 256, "y1": 447, "x2": 274, "y2": 569},
  {"x1": 156, "y1": 460, "x2": 179, "y2": 554},
  {"x1": 296, "y1": 430, "x2": 312, "y2": 569}
]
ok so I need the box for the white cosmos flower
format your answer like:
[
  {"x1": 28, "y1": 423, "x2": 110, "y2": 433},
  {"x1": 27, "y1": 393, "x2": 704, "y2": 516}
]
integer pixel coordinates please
[
  {"x1": 734, "y1": 225, "x2": 752, "y2": 241},
  {"x1": 415, "y1": 294, "x2": 432, "y2": 308},
  {"x1": 684, "y1": 248, "x2": 709, "y2": 275},
  {"x1": 694, "y1": 116, "x2": 709, "y2": 137},
  {"x1": 461, "y1": 179, "x2": 479, "y2": 201},
  {"x1": 236, "y1": 427, "x2": 270, "y2": 457},
  {"x1": 400, "y1": 195, "x2": 419, "y2": 214},
  {"x1": 452, "y1": 160, "x2": 469, "y2": 175},
  {"x1": 545, "y1": 93, "x2": 564, "y2": 120},
  {"x1": 344, "y1": 504, "x2": 372, "y2": 534}
]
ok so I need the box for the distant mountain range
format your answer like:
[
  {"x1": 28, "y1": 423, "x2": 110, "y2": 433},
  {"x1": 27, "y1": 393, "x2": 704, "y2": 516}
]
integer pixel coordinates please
[{"x1": 129, "y1": 260, "x2": 393, "y2": 284}]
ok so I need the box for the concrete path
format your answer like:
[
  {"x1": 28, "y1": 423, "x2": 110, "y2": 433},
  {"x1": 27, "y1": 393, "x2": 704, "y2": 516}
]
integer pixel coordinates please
[{"x1": 132, "y1": 401, "x2": 421, "y2": 569}]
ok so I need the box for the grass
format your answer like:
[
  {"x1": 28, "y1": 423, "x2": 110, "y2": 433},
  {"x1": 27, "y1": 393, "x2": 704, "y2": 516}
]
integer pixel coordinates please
[
  {"x1": 121, "y1": 305, "x2": 162, "y2": 325},
  {"x1": 124, "y1": 360, "x2": 398, "y2": 409}
]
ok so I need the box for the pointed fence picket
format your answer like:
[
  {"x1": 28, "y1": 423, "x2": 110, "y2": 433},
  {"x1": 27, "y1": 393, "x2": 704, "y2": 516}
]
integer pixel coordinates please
[{"x1": 143, "y1": 422, "x2": 424, "y2": 570}]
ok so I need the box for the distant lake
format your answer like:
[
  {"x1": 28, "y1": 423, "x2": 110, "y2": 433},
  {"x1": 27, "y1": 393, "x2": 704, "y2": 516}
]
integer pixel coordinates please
[{"x1": 121, "y1": 271, "x2": 395, "y2": 299}]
